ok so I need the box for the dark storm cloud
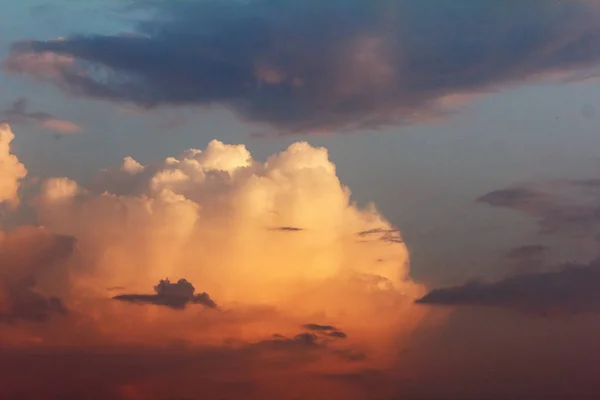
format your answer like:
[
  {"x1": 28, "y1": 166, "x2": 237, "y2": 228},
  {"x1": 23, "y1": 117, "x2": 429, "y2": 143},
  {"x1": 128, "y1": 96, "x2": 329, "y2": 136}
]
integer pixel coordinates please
[
  {"x1": 5, "y1": 0, "x2": 600, "y2": 134},
  {"x1": 416, "y1": 259, "x2": 600, "y2": 314},
  {"x1": 113, "y1": 278, "x2": 217, "y2": 309}
]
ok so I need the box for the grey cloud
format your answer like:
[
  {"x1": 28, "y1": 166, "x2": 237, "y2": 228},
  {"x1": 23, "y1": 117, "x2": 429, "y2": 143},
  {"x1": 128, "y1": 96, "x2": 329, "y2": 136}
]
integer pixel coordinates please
[
  {"x1": 505, "y1": 244, "x2": 547, "y2": 274},
  {"x1": 0, "y1": 98, "x2": 82, "y2": 134},
  {"x1": 5, "y1": 0, "x2": 600, "y2": 134},
  {"x1": 113, "y1": 278, "x2": 217, "y2": 309},
  {"x1": 416, "y1": 259, "x2": 600, "y2": 314},
  {"x1": 477, "y1": 184, "x2": 600, "y2": 236}
]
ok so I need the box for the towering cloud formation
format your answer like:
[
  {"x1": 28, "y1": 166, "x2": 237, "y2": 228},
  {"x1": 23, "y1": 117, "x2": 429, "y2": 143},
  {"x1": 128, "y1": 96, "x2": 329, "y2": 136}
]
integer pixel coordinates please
[
  {"x1": 0, "y1": 137, "x2": 421, "y2": 352},
  {"x1": 0, "y1": 124, "x2": 27, "y2": 205},
  {"x1": 5, "y1": 0, "x2": 600, "y2": 134},
  {"x1": 0, "y1": 132, "x2": 428, "y2": 397}
]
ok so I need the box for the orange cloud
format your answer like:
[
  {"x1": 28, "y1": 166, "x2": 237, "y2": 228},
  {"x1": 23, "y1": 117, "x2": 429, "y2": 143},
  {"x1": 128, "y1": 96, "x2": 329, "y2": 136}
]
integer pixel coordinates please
[
  {"x1": 0, "y1": 124, "x2": 27, "y2": 206},
  {"x1": 0, "y1": 128, "x2": 431, "y2": 398},
  {"x1": 41, "y1": 118, "x2": 82, "y2": 134}
]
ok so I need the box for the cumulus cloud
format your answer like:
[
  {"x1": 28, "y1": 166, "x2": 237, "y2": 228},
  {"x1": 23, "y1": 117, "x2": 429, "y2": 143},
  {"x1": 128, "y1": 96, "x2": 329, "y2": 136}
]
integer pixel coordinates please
[
  {"x1": 1, "y1": 98, "x2": 82, "y2": 135},
  {"x1": 0, "y1": 124, "x2": 27, "y2": 205},
  {"x1": 0, "y1": 126, "x2": 429, "y2": 398},
  {"x1": 0, "y1": 134, "x2": 425, "y2": 362},
  {"x1": 35, "y1": 139, "x2": 422, "y2": 312},
  {"x1": 113, "y1": 278, "x2": 217, "y2": 309},
  {"x1": 5, "y1": 0, "x2": 600, "y2": 134}
]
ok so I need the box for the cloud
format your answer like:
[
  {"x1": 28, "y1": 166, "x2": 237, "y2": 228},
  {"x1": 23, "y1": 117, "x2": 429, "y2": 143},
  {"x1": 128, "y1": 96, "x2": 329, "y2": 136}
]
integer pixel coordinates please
[
  {"x1": 504, "y1": 244, "x2": 548, "y2": 274},
  {"x1": 5, "y1": 0, "x2": 600, "y2": 134},
  {"x1": 0, "y1": 226, "x2": 75, "y2": 325},
  {"x1": 0, "y1": 331, "x2": 373, "y2": 400},
  {"x1": 506, "y1": 244, "x2": 547, "y2": 261},
  {"x1": 303, "y1": 323, "x2": 348, "y2": 339},
  {"x1": 477, "y1": 183, "x2": 600, "y2": 236},
  {"x1": 113, "y1": 278, "x2": 217, "y2": 309},
  {"x1": 34, "y1": 138, "x2": 423, "y2": 316},
  {"x1": 0, "y1": 124, "x2": 27, "y2": 206},
  {"x1": 1, "y1": 98, "x2": 82, "y2": 135},
  {"x1": 270, "y1": 226, "x2": 304, "y2": 232},
  {"x1": 0, "y1": 276, "x2": 68, "y2": 324},
  {"x1": 416, "y1": 259, "x2": 600, "y2": 315},
  {"x1": 0, "y1": 126, "x2": 430, "y2": 398},
  {"x1": 303, "y1": 323, "x2": 338, "y2": 331}
]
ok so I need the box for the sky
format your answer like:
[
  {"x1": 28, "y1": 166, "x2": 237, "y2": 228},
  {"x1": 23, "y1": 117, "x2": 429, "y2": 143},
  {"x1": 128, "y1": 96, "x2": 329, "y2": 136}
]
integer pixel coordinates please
[{"x1": 2, "y1": 1, "x2": 600, "y2": 399}]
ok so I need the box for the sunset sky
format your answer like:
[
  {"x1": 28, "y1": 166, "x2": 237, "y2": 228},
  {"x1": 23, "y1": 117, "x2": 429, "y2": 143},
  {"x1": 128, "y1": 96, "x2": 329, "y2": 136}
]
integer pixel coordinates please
[{"x1": 2, "y1": 1, "x2": 600, "y2": 399}]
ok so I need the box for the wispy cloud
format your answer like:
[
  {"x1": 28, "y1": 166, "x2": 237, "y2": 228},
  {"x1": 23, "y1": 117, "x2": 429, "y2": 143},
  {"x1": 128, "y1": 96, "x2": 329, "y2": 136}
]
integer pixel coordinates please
[
  {"x1": 1, "y1": 98, "x2": 82, "y2": 135},
  {"x1": 477, "y1": 182, "x2": 600, "y2": 237}
]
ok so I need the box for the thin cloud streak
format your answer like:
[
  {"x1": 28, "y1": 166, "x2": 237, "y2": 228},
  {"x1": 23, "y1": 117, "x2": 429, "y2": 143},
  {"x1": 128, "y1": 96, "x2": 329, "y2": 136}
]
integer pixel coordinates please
[{"x1": 1, "y1": 98, "x2": 82, "y2": 135}]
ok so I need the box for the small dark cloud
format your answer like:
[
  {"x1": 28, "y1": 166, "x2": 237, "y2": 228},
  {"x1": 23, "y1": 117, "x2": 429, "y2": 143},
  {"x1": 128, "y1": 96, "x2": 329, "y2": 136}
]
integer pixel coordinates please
[
  {"x1": 5, "y1": 0, "x2": 600, "y2": 134},
  {"x1": 0, "y1": 276, "x2": 68, "y2": 324},
  {"x1": 416, "y1": 259, "x2": 600, "y2": 314},
  {"x1": 113, "y1": 278, "x2": 217, "y2": 309},
  {"x1": 326, "y1": 330, "x2": 348, "y2": 339},
  {"x1": 269, "y1": 226, "x2": 304, "y2": 232},
  {"x1": 302, "y1": 323, "x2": 337, "y2": 331},
  {"x1": 302, "y1": 323, "x2": 348, "y2": 339},
  {"x1": 255, "y1": 327, "x2": 349, "y2": 354},
  {"x1": 0, "y1": 98, "x2": 82, "y2": 134}
]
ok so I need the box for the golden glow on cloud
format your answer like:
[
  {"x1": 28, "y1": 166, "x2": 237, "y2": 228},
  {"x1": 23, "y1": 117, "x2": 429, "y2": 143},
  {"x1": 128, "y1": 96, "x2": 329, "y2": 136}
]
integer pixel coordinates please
[
  {"x1": 0, "y1": 123, "x2": 27, "y2": 206},
  {"x1": 0, "y1": 125, "x2": 428, "y2": 398}
]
